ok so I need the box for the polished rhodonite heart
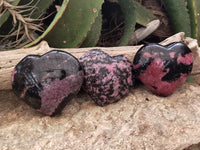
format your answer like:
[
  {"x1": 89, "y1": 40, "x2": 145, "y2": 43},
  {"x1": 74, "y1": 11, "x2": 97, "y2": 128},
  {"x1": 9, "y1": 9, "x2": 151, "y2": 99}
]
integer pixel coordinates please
[
  {"x1": 12, "y1": 50, "x2": 84, "y2": 116},
  {"x1": 80, "y1": 49, "x2": 133, "y2": 106},
  {"x1": 133, "y1": 42, "x2": 193, "y2": 96}
]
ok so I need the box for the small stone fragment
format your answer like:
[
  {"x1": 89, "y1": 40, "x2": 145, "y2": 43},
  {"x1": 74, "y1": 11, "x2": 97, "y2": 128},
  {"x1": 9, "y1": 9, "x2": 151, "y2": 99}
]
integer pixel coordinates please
[
  {"x1": 133, "y1": 42, "x2": 193, "y2": 96},
  {"x1": 12, "y1": 50, "x2": 84, "y2": 116},
  {"x1": 80, "y1": 49, "x2": 133, "y2": 106}
]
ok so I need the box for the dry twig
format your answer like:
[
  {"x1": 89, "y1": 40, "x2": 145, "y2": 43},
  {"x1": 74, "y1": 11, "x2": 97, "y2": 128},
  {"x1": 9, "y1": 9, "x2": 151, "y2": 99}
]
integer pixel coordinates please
[{"x1": 0, "y1": 0, "x2": 43, "y2": 49}]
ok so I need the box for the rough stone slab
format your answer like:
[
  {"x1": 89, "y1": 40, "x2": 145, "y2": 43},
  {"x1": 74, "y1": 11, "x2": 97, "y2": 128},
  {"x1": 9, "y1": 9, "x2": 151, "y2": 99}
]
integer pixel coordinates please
[{"x1": 1, "y1": 81, "x2": 200, "y2": 149}]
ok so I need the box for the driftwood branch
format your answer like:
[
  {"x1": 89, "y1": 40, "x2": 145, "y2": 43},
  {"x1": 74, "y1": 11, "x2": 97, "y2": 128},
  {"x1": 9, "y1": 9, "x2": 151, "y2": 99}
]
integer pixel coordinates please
[{"x1": 0, "y1": 32, "x2": 200, "y2": 90}]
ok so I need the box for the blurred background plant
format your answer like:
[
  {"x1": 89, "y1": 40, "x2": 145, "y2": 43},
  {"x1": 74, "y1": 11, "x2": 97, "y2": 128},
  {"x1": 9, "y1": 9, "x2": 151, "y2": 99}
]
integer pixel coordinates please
[
  {"x1": 0, "y1": 0, "x2": 54, "y2": 49},
  {"x1": 0, "y1": 0, "x2": 200, "y2": 50}
]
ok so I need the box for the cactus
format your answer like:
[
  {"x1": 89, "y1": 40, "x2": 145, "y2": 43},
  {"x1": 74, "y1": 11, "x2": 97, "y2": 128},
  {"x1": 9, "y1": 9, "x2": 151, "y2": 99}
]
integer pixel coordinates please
[
  {"x1": 187, "y1": 0, "x2": 200, "y2": 44},
  {"x1": 26, "y1": 0, "x2": 103, "y2": 48},
  {"x1": 24, "y1": 0, "x2": 70, "y2": 48},
  {"x1": 134, "y1": 1, "x2": 155, "y2": 27},
  {"x1": 162, "y1": 0, "x2": 200, "y2": 45},
  {"x1": 43, "y1": 0, "x2": 103, "y2": 48},
  {"x1": 18, "y1": 0, "x2": 55, "y2": 19},
  {"x1": 117, "y1": 0, "x2": 136, "y2": 46},
  {"x1": 1, "y1": 0, "x2": 156, "y2": 49},
  {"x1": 117, "y1": 0, "x2": 155, "y2": 46},
  {"x1": 81, "y1": 13, "x2": 102, "y2": 47},
  {"x1": 162, "y1": 0, "x2": 191, "y2": 37}
]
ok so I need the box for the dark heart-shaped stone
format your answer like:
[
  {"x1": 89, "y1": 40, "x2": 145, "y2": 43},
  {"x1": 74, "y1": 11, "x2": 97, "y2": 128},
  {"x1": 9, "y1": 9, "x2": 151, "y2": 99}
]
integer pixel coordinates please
[
  {"x1": 80, "y1": 49, "x2": 133, "y2": 106},
  {"x1": 133, "y1": 42, "x2": 193, "y2": 96},
  {"x1": 12, "y1": 50, "x2": 84, "y2": 116}
]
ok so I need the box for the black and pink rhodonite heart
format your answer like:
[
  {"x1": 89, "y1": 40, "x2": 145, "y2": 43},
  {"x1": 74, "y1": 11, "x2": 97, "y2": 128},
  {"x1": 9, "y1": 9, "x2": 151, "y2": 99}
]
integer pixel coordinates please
[
  {"x1": 80, "y1": 49, "x2": 133, "y2": 106},
  {"x1": 12, "y1": 50, "x2": 83, "y2": 116},
  {"x1": 133, "y1": 42, "x2": 193, "y2": 96}
]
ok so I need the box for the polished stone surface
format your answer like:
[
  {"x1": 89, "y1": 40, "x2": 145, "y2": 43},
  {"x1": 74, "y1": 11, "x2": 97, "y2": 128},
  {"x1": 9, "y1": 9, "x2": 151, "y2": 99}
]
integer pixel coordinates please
[
  {"x1": 133, "y1": 42, "x2": 193, "y2": 96},
  {"x1": 12, "y1": 50, "x2": 84, "y2": 115}
]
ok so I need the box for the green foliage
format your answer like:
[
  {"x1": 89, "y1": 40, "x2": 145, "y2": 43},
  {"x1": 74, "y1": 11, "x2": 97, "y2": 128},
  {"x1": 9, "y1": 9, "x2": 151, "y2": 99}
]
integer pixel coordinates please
[
  {"x1": 117, "y1": 0, "x2": 155, "y2": 46},
  {"x1": 81, "y1": 14, "x2": 102, "y2": 47},
  {"x1": 43, "y1": 0, "x2": 103, "y2": 48},
  {"x1": 25, "y1": 0, "x2": 155, "y2": 48},
  {"x1": 2, "y1": 0, "x2": 200, "y2": 49},
  {"x1": 18, "y1": 0, "x2": 55, "y2": 19},
  {"x1": 117, "y1": 0, "x2": 136, "y2": 46},
  {"x1": 162, "y1": 0, "x2": 191, "y2": 37},
  {"x1": 25, "y1": 0, "x2": 70, "y2": 47},
  {"x1": 187, "y1": 0, "x2": 200, "y2": 44},
  {"x1": 134, "y1": 1, "x2": 155, "y2": 27},
  {"x1": 162, "y1": 0, "x2": 200, "y2": 45},
  {"x1": 186, "y1": 75, "x2": 193, "y2": 83},
  {"x1": 1, "y1": 0, "x2": 156, "y2": 49}
]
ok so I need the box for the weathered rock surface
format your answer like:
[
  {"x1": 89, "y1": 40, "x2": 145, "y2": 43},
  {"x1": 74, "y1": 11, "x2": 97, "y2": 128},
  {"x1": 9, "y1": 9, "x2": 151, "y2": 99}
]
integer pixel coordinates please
[{"x1": 1, "y1": 80, "x2": 200, "y2": 150}]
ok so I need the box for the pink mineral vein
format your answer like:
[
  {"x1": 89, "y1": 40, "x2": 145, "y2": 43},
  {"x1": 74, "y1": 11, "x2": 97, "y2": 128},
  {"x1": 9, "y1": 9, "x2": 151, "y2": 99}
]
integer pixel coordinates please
[
  {"x1": 38, "y1": 72, "x2": 83, "y2": 115},
  {"x1": 138, "y1": 58, "x2": 189, "y2": 96},
  {"x1": 177, "y1": 53, "x2": 193, "y2": 65}
]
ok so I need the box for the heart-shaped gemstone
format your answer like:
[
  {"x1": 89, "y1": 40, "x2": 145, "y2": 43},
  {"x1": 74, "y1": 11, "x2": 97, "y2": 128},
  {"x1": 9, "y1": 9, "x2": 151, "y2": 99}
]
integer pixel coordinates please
[
  {"x1": 12, "y1": 50, "x2": 84, "y2": 116},
  {"x1": 133, "y1": 42, "x2": 193, "y2": 96},
  {"x1": 80, "y1": 49, "x2": 133, "y2": 106}
]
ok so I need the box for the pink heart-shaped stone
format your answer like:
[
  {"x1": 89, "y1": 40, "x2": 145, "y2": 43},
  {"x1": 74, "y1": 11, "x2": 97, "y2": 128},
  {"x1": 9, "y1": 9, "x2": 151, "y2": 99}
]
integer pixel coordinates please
[
  {"x1": 12, "y1": 50, "x2": 84, "y2": 116},
  {"x1": 80, "y1": 49, "x2": 133, "y2": 106},
  {"x1": 133, "y1": 42, "x2": 193, "y2": 96}
]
